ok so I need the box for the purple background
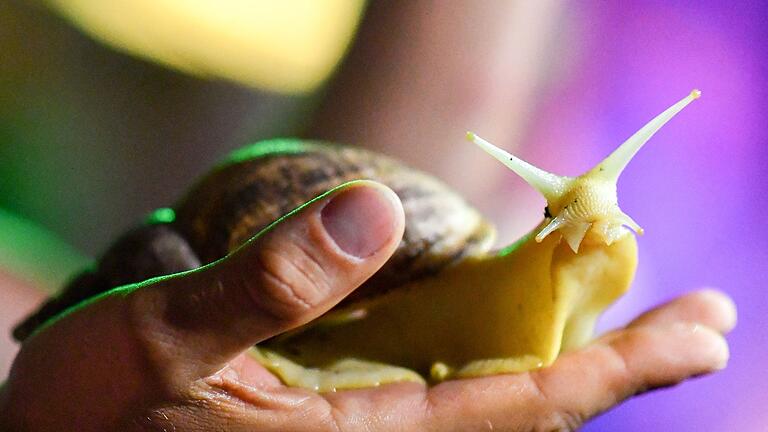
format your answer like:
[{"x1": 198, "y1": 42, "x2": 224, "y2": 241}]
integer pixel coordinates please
[{"x1": 521, "y1": 2, "x2": 768, "y2": 430}]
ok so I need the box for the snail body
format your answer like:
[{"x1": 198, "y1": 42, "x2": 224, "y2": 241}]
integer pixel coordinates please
[{"x1": 14, "y1": 91, "x2": 700, "y2": 393}]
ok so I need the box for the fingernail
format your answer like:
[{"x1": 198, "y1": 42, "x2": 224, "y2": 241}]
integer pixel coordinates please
[
  {"x1": 321, "y1": 184, "x2": 398, "y2": 258},
  {"x1": 698, "y1": 288, "x2": 738, "y2": 333},
  {"x1": 709, "y1": 331, "x2": 730, "y2": 370},
  {"x1": 678, "y1": 323, "x2": 730, "y2": 371}
]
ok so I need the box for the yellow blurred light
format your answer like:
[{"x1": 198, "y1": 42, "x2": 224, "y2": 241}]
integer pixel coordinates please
[{"x1": 45, "y1": 0, "x2": 365, "y2": 93}]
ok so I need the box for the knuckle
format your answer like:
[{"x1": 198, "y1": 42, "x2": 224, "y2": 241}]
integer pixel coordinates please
[
  {"x1": 123, "y1": 286, "x2": 191, "y2": 367},
  {"x1": 292, "y1": 238, "x2": 334, "y2": 295},
  {"x1": 536, "y1": 411, "x2": 583, "y2": 432},
  {"x1": 533, "y1": 417, "x2": 580, "y2": 432},
  {"x1": 527, "y1": 374, "x2": 584, "y2": 432},
  {"x1": 525, "y1": 407, "x2": 582, "y2": 432},
  {"x1": 250, "y1": 244, "x2": 332, "y2": 323}
]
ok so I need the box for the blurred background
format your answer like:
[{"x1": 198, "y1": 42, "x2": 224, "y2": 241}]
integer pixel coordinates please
[{"x1": 1, "y1": 1, "x2": 766, "y2": 430}]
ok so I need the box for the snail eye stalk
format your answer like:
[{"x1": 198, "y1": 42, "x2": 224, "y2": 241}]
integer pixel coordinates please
[
  {"x1": 589, "y1": 89, "x2": 701, "y2": 183},
  {"x1": 466, "y1": 132, "x2": 571, "y2": 203}
]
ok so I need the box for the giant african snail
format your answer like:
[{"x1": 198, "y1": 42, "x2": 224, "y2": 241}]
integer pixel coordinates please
[{"x1": 15, "y1": 90, "x2": 701, "y2": 392}]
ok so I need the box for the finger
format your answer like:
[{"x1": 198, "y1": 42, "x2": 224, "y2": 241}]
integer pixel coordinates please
[
  {"x1": 127, "y1": 180, "x2": 405, "y2": 375},
  {"x1": 628, "y1": 289, "x2": 737, "y2": 333},
  {"x1": 426, "y1": 323, "x2": 729, "y2": 431}
]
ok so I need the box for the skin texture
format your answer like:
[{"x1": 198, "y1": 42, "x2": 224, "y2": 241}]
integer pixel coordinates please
[{"x1": 0, "y1": 182, "x2": 735, "y2": 431}]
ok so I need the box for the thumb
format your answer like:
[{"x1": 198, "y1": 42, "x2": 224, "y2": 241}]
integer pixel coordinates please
[{"x1": 128, "y1": 180, "x2": 405, "y2": 374}]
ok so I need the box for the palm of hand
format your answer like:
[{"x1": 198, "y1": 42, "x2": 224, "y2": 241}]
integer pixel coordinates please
[{"x1": 149, "y1": 291, "x2": 730, "y2": 432}]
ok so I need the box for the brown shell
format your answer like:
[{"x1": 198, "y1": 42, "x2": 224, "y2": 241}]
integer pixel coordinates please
[{"x1": 172, "y1": 139, "x2": 496, "y2": 306}]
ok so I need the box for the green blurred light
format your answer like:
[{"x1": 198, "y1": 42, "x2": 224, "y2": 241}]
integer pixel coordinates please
[
  {"x1": 146, "y1": 207, "x2": 176, "y2": 224},
  {"x1": 224, "y1": 138, "x2": 333, "y2": 165},
  {"x1": 0, "y1": 208, "x2": 90, "y2": 292}
]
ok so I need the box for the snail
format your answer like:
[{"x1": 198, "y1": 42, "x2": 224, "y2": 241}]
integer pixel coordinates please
[{"x1": 13, "y1": 90, "x2": 700, "y2": 392}]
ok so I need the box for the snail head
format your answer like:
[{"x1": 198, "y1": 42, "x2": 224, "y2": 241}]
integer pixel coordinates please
[{"x1": 468, "y1": 89, "x2": 701, "y2": 252}]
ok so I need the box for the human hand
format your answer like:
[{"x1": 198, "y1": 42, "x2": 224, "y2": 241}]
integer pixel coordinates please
[{"x1": 0, "y1": 181, "x2": 735, "y2": 431}]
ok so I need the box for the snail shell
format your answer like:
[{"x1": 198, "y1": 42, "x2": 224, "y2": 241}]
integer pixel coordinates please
[
  {"x1": 14, "y1": 139, "x2": 495, "y2": 340},
  {"x1": 174, "y1": 139, "x2": 496, "y2": 305}
]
